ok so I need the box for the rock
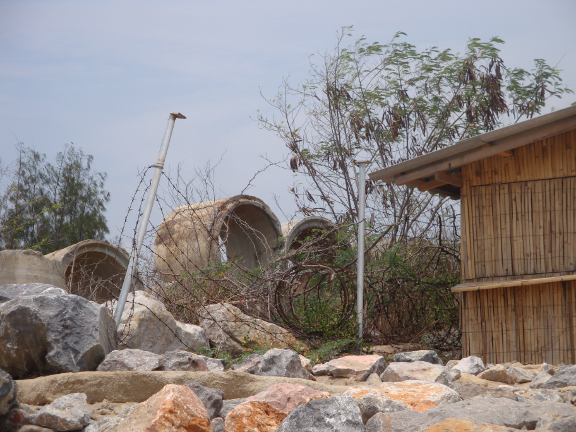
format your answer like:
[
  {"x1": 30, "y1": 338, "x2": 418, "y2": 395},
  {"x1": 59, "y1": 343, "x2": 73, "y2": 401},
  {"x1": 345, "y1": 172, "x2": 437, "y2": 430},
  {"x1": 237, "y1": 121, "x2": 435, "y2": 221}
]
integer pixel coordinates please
[
  {"x1": 421, "y1": 418, "x2": 516, "y2": 431},
  {"x1": 96, "y1": 349, "x2": 162, "y2": 372},
  {"x1": 445, "y1": 360, "x2": 459, "y2": 370},
  {"x1": 116, "y1": 291, "x2": 208, "y2": 354},
  {"x1": 477, "y1": 365, "x2": 515, "y2": 384},
  {"x1": 256, "y1": 349, "x2": 309, "y2": 379},
  {"x1": 160, "y1": 350, "x2": 209, "y2": 372},
  {"x1": 365, "y1": 410, "x2": 426, "y2": 432},
  {"x1": 0, "y1": 289, "x2": 116, "y2": 378},
  {"x1": 393, "y1": 350, "x2": 443, "y2": 365},
  {"x1": 84, "y1": 404, "x2": 141, "y2": 432},
  {"x1": 458, "y1": 373, "x2": 504, "y2": 388},
  {"x1": 230, "y1": 354, "x2": 262, "y2": 374},
  {"x1": 542, "y1": 365, "x2": 576, "y2": 389},
  {"x1": 225, "y1": 383, "x2": 330, "y2": 432},
  {"x1": 276, "y1": 395, "x2": 364, "y2": 432},
  {"x1": 542, "y1": 362, "x2": 556, "y2": 375},
  {"x1": 452, "y1": 383, "x2": 517, "y2": 401},
  {"x1": 246, "y1": 383, "x2": 330, "y2": 414},
  {"x1": 33, "y1": 393, "x2": 90, "y2": 431},
  {"x1": 350, "y1": 380, "x2": 461, "y2": 412},
  {"x1": 311, "y1": 363, "x2": 331, "y2": 376},
  {"x1": 17, "y1": 370, "x2": 349, "y2": 405},
  {"x1": 381, "y1": 361, "x2": 454, "y2": 386},
  {"x1": 0, "y1": 405, "x2": 25, "y2": 432},
  {"x1": 212, "y1": 417, "x2": 224, "y2": 432},
  {"x1": 183, "y1": 381, "x2": 224, "y2": 420},
  {"x1": 371, "y1": 343, "x2": 421, "y2": 362},
  {"x1": 221, "y1": 398, "x2": 247, "y2": 419},
  {"x1": 366, "y1": 373, "x2": 382, "y2": 385},
  {"x1": 342, "y1": 387, "x2": 407, "y2": 423},
  {"x1": 198, "y1": 355, "x2": 226, "y2": 372},
  {"x1": 299, "y1": 355, "x2": 312, "y2": 373},
  {"x1": 530, "y1": 369, "x2": 554, "y2": 388},
  {"x1": 536, "y1": 413, "x2": 576, "y2": 431},
  {"x1": 176, "y1": 321, "x2": 211, "y2": 351},
  {"x1": 451, "y1": 356, "x2": 485, "y2": 376},
  {"x1": 113, "y1": 384, "x2": 212, "y2": 431},
  {"x1": 224, "y1": 401, "x2": 286, "y2": 432},
  {"x1": 0, "y1": 284, "x2": 66, "y2": 303},
  {"x1": 197, "y1": 303, "x2": 300, "y2": 355},
  {"x1": 325, "y1": 355, "x2": 386, "y2": 380},
  {"x1": 0, "y1": 368, "x2": 17, "y2": 416},
  {"x1": 523, "y1": 388, "x2": 564, "y2": 403},
  {"x1": 18, "y1": 426, "x2": 55, "y2": 432},
  {"x1": 508, "y1": 365, "x2": 537, "y2": 383}
]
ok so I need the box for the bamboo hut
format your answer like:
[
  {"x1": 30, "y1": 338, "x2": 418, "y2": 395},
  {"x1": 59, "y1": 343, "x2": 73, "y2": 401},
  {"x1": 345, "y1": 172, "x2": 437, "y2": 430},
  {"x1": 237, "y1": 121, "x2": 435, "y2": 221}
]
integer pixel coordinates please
[{"x1": 369, "y1": 105, "x2": 576, "y2": 364}]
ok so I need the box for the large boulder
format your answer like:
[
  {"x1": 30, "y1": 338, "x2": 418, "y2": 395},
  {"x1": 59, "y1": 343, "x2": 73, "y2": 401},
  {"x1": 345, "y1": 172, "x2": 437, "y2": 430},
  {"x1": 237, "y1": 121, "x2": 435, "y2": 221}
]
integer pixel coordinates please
[
  {"x1": 256, "y1": 349, "x2": 310, "y2": 379},
  {"x1": 393, "y1": 350, "x2": 443, "y2": 365},
  {"x1": 542, "y1": 365, "x2": 576, "y2": 389},
  {"x1": 33, "y1": 393, "x2": 91, "y2": 431},
  {"x1": 381, "y1": 361, "x2": 454, "y2": 386},
  {"x1": 0, "y1": 283, "x2": 66, "y2": 303},
  {"x1": 324, "y1": 355, "x2": 386, "y2": 380},
  {"x1": 97, "y1": 349, "x2": 162, "y2": 372},
  {"x1": 116, "y1": 291, "x2": 208, "y2": 354},
  {"x1": 0, "y1": 369, "x2": 17, "y2": 416},
  {"x1": 198, "y1": 303, "x2": 300, "y2": 355},
  {"x1": 277, "y1": 395, "x2": 364, "y2": 432},
  {"x1": 452, "y1": 383, "x2": 517, "y2": 401},
  {"x1": 0, "y1": 287, "x2": 116, "y2": 378},
  {"x1": 184, "y1": 381, "x2": 224, "y2": 420},
  {"x1": 450, "y1": 356, "x2": 485, "y2": 376}
]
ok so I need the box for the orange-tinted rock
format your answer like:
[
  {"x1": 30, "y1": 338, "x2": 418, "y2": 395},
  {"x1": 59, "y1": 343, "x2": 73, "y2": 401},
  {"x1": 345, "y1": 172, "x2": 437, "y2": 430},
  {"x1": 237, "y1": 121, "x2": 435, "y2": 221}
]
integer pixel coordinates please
[
  {"x1": 423, "y1": 417, "x2": 516, "y2": 432},
  {"x1": 326, "y1": 355, "x2": 385, "y2": 378},
  {"x1": 224, "y1": 401, "x2": 285, "y2": 432},
  {"x1": 343, "y1": 380, "x2": 460, "y2": 412},
  {"x1": 246, "y1": 383, "x2": 330, "y2": 414},
  {"x1": 115, "y1": 384, "x2": 213, "y2": 432}
]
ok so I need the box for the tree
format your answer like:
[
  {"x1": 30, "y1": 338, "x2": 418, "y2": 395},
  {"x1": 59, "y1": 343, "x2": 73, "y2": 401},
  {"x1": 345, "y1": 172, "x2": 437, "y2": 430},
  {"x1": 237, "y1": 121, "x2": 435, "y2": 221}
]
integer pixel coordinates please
[{"x1": 0, "y1": 143, "x2": 110, "y2": 253}]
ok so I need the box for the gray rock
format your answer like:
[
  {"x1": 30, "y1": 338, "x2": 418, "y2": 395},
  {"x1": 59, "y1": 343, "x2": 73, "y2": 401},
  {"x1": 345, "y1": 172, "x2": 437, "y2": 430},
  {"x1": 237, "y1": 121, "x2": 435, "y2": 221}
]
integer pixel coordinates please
[
  {"x1": 84, "y1": 403, "x2": 140, "y2": 432},
  {"x1": 212, "y1": 417, "x2": 224, "y2": 432},
  {"x1": 184, "y1": 381, "x2": 224, "y2": 420},
  {"x1": 359, "y1": 356, "x2": 388, "y2": 381},
  {"x1": 508, "y1": 365, "x2": 537, "y2": 383},
  {"x1": 116, "y1": 291, "x2": 209, "y2": 354},
  {"x1": 352, "y1": 388, "x2": 407, "y2": 423},
  {"x1": 221, "y1": 398, "x2": 246, "y2": 419},
  {"x1": 380, "y1": 361, "x2": 454, "y2": 386},
  {"x1": 197, "y1": 355, "x2": 225, "y2": 372},
  {"x1": 536, "y1": 414, "x2": 576, "y2": 432},
  {"x1": 365, "y1": 410, "x2": 426, "y2": 432},
  {"x1": 256, "y1": 349, "x2": 309, "y2": 379},
  {"x1": 392, "y1": 350, "x2": 443, "y2": 365},
  {"x1": 0, "y1": 290, "x2": 116, "y2": 378},
  {"x1": 542, "y1": 365, "x2": 576, "y2": 389},
  {"x1": 529, "y1": 388, "x2": 564, "y2": 403},
  {"x1": 452, "y1": 383, "x2": 517, "y2": 401},
  {"x1": 0, "y1": 368, "x2": 17, "y2": 416},
  {"x1": 277, "y1": 395, "x2": 364, "y2": 432},
  {"x1": 33, "y1": 393, "x2": 90, "y2": 431},
  {"x1": 97, "y1": 349, "x2": 162, "y2": 371},
  {"x1": 160, "y1": 350, "x2": 209, "y2": 371},
  {"x1": 0, "y1": 284, "x2": 66, "y2": 303},
  {"x1": 311, "y1": 363, "x2": 331, "y2": 376},
  {"x1": 229, "y1": 354, "x2": 262, "y2": 374},
  {"x1": 366, "y1": 373, "x2": 382, "y2": 385},
  {"x1": 530, "y1": 369, "x2": 554, "y2": 388},
  {"x1": 451, "y1": 356, "x2": 485, "y2": 376}
]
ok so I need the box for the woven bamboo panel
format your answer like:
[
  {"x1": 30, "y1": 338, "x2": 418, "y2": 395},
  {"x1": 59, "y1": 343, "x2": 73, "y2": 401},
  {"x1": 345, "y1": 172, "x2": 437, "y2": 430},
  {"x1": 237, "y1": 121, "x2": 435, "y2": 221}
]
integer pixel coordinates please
[{"x1": 461, "y1": 281, "x2": 576, "y2": 364}]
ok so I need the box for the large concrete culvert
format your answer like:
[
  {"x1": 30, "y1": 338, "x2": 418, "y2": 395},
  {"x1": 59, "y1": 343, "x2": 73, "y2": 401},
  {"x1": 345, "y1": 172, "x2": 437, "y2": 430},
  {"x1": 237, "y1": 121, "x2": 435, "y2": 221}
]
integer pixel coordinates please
[
  {"x1": 154, "y1": 195, "x2": 282, "y2": 278},
  {"x1": 46, "y1": 239, "x2": 130, "y2": 302},
  {"x1": 281, "y1": 216, "x2": 336, "y2": 253}
]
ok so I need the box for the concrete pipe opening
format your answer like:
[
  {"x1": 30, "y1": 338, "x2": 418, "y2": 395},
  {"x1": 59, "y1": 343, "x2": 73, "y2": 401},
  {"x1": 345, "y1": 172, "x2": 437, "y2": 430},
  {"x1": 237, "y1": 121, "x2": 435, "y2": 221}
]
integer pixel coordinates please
[
  {"x1": 46, "y1": 240, "x2": 130, "y2": 302},
  {"x1": 281, "y1": 216, "x2": 336, "y2": 253},
  {"x1": 154, "y1": 195, "x2": 282, "y2": 279}
]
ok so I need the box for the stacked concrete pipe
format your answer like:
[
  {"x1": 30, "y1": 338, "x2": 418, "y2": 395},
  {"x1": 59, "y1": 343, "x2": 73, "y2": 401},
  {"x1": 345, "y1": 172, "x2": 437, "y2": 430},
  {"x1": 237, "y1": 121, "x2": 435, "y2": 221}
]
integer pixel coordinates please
[
  {"x1": 0, "y1": 240, "x2": 130, "y2": 303},
  {"x1": 154, "y1": 195, "x2": 283, "y2": 278},
  {"x1": 280, "y1": 216, "x2": 335, "y2": 253}
]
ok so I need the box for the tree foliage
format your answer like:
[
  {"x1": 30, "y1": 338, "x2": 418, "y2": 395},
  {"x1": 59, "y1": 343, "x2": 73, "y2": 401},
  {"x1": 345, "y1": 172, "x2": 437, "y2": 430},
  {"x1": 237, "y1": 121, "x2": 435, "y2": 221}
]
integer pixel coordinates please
[{"x1": 0, "y1": 144, "x2": 110, "y2": 253}]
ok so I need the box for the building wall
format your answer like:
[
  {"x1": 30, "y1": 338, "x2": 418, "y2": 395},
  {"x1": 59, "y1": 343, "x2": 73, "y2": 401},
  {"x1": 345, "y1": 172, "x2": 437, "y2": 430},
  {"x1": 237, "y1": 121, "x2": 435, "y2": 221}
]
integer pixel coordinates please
[
  {"x1": 460, "y1": 129, "x2": 576, "y2": 283},
  {"x1": 461, "y1": 280, "x2": 576, "y2": 364}
]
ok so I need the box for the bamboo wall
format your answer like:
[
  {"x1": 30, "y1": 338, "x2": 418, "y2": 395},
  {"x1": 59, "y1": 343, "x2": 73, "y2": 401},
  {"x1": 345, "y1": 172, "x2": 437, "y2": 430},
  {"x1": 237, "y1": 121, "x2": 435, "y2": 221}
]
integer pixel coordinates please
[
  {"x1": 461, "y1": 281, "x2": 576, "y2": 365},
  {"x1": 461, "y1": 129, "x2": 576, "y2": 283}
]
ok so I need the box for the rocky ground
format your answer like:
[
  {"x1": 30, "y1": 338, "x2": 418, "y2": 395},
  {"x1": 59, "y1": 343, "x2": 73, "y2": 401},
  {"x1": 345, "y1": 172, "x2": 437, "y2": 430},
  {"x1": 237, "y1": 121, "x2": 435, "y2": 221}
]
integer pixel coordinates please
[{"x1": 2, "y1": 284, "x2": 576, "y2": 431}]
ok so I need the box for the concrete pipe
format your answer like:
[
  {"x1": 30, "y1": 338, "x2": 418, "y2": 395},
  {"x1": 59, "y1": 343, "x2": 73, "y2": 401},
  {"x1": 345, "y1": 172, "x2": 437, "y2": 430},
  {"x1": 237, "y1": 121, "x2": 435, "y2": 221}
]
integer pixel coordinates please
[
  {"x1": 281, "y1": 216, "x2": 336, "y2": 253},
  {"x1": 154, "y1": 195, "x2": 283, "y2": 278},
  {"x1": 0, "y1": 249, "x2": 66, "y2": 288},
  {"x1": 46, "y1": 239, "x2": 130, "y2": 302}
]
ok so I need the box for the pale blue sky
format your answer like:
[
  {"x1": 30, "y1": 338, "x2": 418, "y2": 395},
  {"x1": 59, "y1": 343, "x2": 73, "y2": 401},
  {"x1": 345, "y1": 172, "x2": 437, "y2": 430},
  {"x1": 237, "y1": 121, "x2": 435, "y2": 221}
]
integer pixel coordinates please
[{"x1": 1, "y1": 0, "x2": 575, "y2": 243}]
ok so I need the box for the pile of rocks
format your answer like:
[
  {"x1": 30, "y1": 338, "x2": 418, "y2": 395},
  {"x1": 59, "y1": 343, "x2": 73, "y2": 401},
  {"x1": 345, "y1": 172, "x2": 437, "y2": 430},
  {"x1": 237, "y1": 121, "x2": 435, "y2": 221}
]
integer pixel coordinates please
[{"x1": 3, "y1": 282, "x2": 576, "y2": 431}]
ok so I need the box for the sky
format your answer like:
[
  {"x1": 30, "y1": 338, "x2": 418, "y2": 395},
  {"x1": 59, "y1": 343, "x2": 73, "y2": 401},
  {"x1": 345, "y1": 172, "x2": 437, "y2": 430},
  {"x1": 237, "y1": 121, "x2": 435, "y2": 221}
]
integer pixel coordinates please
[{"x1": 1, "y1": 0, "x2": 575, "y2": 245}]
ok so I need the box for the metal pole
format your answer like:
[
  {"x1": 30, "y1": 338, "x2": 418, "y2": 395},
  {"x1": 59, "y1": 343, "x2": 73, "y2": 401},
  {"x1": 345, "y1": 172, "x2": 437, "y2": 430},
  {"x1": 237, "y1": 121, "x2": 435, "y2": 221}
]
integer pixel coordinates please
[
  {"x1": 356, "y1": 160, "x2": 367, "y2": 353},
  {"x1": 114, "y1": 112, "x2": 186, "y2": 328}
]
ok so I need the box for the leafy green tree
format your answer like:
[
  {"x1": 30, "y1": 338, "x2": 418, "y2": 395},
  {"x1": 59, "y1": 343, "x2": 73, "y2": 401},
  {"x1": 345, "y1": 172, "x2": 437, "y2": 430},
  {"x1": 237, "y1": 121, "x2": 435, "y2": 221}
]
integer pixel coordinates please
[{"x1": 0, "y1": 143, "x2": 110, "y2": 253}]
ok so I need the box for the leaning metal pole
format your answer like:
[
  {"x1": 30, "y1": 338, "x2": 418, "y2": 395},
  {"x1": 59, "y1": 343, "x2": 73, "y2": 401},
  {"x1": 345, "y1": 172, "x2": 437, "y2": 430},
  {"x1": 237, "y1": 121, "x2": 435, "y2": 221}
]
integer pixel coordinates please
[
  {"x1": 356, "y1": 160, "x2": 368, "y2": 353},
  {"x1": 114, "y1": 112, "x2": 186, "y2": 328}
]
